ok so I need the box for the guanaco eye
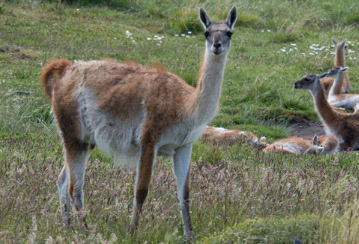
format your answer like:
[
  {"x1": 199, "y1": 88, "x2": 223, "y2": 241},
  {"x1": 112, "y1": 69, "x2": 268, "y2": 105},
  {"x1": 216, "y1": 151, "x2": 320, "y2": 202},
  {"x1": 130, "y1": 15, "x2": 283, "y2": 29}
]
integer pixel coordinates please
[
  {"x1": 204, "y1": 31, "x2": 210, "y2": 38},
  {"x1": 226, "y1": 31, "x2": 233, "y2": 38}
]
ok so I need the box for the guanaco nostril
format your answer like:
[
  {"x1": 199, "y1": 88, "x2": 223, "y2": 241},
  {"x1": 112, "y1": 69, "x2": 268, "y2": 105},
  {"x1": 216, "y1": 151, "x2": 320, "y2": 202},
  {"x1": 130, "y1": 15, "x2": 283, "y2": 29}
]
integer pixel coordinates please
[{"x1": 213, "y1": 43, "x2": 222, "y2": 48}]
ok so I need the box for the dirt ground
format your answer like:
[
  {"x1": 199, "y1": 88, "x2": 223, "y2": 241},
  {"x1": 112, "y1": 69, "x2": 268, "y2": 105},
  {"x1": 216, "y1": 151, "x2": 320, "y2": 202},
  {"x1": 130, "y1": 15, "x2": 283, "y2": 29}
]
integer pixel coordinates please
[{"x1": 287, "y1": 118, "x2": 325, "y2": 138}]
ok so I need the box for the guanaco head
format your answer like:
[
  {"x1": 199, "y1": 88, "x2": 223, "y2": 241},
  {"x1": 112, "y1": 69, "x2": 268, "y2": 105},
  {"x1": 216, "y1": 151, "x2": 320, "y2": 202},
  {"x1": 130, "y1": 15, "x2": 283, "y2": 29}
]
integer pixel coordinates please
[
  {"x1": 326, "y1": 66, "x2": 349, "y2": 79},
  {"x1": 199, "y1": 6, "x2": 237, "y2": 56},
  {"x1": 294, "y1": 72, "x2": 328, "y2": 91},
  {"x1": 332, "y1": 37, "x2": 347, "y2": 51},
  {"x1": 304, "y1": 134, "x2": 324, "y2": 155}
]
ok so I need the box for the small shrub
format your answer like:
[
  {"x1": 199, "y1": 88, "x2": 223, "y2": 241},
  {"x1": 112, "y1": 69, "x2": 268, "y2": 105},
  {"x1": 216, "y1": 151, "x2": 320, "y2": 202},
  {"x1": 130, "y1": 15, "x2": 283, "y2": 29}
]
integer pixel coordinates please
[
  {"x1": 273, "y1": 32, "x2": 300, "y2": 43},
  {"x1": 321, "y1": 2, "x2": 333, "y2": 11},
  {"x1": 168, "y1": 8, "x2": 203, "y2": 34},
  {"x1": 345, "y1": 14, "x2": 359, "y2": 24},
  {"x1": 236, "y1": 13, "x2": 263, "y2": 28},
  {"x1": 199, "y1": 214, "x2": 333, "y2": 244}
]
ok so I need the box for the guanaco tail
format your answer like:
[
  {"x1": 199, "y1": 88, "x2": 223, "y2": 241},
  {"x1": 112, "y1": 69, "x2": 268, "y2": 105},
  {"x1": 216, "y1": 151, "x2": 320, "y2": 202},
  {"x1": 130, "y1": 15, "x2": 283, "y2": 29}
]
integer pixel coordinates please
[
  {"x1": 39, "y1": 6, "x2": 237, "y2": 237},
  {"x1": 294, "y1": 71, "x2": 359, "y2": 151}
]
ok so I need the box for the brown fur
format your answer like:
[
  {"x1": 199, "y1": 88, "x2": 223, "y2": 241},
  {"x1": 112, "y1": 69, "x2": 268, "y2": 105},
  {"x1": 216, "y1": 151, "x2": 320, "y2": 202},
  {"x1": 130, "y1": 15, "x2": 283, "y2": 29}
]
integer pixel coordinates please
[
  {"x1": 321, "y1": 38, "x2": 351, "y2": 93},
  {"x1": 317, "y1": 134, "x2": 339, "y2": 153},
  {"x1": 262, "y1": 134, "x2": 339, "y2": 155},
  {"x1": 41, "y1": 6, "x2": 238, "y2": 237},
  {"x1": 262, "y1": 136, "x2": 314, "y2": 155},
  {"x1": 295, "y1": 73, "x2": 359, "y2": 150},
  {"x1": 40, "y1": 59, "x2": 72, "y2": 98},
  {"x1": 201, "y1": 126, "x2": 267, "y2": 149}
]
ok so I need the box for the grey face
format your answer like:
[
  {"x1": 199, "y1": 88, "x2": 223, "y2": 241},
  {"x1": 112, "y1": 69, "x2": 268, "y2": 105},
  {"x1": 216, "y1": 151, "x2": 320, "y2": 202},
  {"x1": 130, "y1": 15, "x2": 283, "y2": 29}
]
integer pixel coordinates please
[
  {"x1": 327, "y1": 66, "x2": 341, "y2": 78},
  {"x1": 199, "y1": 6, "x2": 237, "y2": 56},
  {"x1": 294, "y1": 74, "x2": 318, "y2": 90},
  {"x1": 204, "y1": 22, "x2": 233, "y2": 55},
  {"x1": 327, "y1": 66, "x2": 348, "y2": 78},
  {"x1": 294, "y1": 73, "x2": 328, "y2": 90}
]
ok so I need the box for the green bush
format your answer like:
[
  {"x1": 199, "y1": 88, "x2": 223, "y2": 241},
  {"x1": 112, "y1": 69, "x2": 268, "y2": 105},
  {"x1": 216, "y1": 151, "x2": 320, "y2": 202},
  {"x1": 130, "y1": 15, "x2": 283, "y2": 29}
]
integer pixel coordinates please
[
  {"x1": 200, "y1": 214, "x2": 333, "y2": 244},
  {"x1": 168, "y1": 8, "x2": 203, "y2": 34}
]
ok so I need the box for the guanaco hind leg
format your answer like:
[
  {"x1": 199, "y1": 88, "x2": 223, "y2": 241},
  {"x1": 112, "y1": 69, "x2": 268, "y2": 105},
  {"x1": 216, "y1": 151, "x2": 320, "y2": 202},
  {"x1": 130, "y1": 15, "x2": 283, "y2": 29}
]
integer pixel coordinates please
[{"x1": 57, "y1": 140, "x2": 93, "y2": 228}]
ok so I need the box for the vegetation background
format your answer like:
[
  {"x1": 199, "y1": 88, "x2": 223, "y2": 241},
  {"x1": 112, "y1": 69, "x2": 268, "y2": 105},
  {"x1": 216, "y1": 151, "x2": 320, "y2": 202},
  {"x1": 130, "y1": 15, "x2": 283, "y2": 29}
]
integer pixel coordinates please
[{"x1": 1, "y1": 0, "x2": 359, "y2": 243}]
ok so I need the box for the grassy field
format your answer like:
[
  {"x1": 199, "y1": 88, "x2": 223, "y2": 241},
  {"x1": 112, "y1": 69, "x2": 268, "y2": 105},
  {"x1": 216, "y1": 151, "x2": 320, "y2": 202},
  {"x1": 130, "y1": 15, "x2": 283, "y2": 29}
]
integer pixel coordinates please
[{"x1": 1, "y1": 0, "x2": 359, "y2": 243}]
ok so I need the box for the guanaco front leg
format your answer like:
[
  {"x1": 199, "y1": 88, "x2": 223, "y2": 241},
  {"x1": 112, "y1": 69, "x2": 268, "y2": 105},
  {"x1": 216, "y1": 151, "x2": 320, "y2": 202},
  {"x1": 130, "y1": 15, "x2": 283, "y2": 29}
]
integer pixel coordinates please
[{"x1": 173, "y1": 143, "x2": 193, "y2": 237}]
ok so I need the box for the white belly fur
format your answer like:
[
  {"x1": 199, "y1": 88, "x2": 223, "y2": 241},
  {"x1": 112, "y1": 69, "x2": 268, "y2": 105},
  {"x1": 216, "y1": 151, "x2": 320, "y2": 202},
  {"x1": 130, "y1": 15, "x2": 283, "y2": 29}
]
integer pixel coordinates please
[
  {"x1": 77, "y1": 89, "x2": 145, "y2": 169},
  {"x1": 77, "y1": 89, "x2": 208, "y2": 168}
]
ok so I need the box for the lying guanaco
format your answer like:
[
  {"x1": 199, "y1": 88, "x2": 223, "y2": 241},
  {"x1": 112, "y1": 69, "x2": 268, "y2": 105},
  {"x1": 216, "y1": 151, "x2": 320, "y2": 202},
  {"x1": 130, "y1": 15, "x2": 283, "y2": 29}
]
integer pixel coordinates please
[
  {"x1": 295, "y1": 72, "x2": 359, "y2": 150},
  {"x1": 262, "y1": 134, "x2": 338, "y2": 155},
  {"x1": 39, "y1": 6, "x2": 237, "y2": 237},
  {"x1": 326, "y1": 66, "x2": 359, "y2": 109},
  {"x1": 201, "y1": 126, "x2": 267, "y2": 148}
]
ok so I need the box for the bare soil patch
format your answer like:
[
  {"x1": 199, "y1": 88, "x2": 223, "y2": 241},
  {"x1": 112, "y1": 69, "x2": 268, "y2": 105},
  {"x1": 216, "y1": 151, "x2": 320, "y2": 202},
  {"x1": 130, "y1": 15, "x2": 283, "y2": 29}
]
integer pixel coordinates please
[{"x1": 287, "y1": 117, "x2": 325, "y2": 138}]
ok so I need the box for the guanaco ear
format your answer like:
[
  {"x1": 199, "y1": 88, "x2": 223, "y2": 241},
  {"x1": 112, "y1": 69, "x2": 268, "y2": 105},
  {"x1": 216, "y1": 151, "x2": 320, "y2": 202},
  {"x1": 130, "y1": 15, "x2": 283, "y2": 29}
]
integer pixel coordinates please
[
  {"x1": 342, "y1": 38, "x2": 347, "y2": 48},
  {"x1": 318, "y1": 145, "x2": 325, "y2": 154},
  {"x1": 226, "y1": 6, "x2": 237, "y2": 30},
  {"x1": 313, "y1": 134, "x2": 318, "y2": 146},
  {"x1": 199, "y1": 7, "x2": 211, "y2": 29},
  {"x1": 331, "y1": 37, "x2": 337, "y2": 46},
  {"x1": 340, "y1": 67, "x2": 349, "y2": 72},
  {"x1": 294, "y1": 235, "x2": 304, "y2": 244},
  {"x1": 318, "y1": 72, "x2": 328, "y2": 80}
]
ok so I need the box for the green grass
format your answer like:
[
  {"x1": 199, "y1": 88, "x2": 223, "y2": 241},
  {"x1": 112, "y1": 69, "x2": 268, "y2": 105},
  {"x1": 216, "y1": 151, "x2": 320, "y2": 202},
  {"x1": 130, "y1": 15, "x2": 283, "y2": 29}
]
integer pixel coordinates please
[{"x1": 2, "y1": 0, "x2": 359, "y2": 243}]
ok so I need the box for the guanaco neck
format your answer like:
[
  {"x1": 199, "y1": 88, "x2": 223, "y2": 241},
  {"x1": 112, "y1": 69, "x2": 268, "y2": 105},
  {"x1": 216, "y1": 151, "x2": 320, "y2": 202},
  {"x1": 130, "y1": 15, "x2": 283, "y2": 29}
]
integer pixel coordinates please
[
  {"x1": 310, "y1": 80, "x2": 337, "y2": 125},
  {"x1": 186, "y1": 49, "x2": 228, "y2": 125},
  {"x1": 328, "y1": 72, "x2": 344, "y2": 97},
  {"x1": 334, "y1": 46, "x2": 345, "y2": 67}
]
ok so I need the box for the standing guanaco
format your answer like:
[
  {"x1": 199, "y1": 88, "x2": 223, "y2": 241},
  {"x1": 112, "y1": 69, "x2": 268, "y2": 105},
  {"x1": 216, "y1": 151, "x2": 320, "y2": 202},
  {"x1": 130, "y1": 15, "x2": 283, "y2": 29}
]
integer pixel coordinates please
[{"x1": 40, "y1": 6, "x2": 237, "y2": 237}]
